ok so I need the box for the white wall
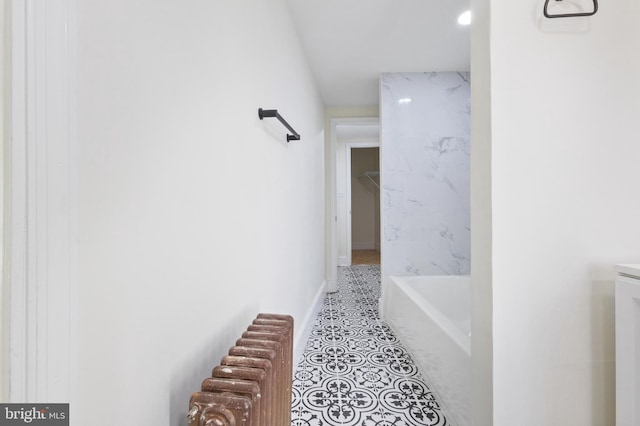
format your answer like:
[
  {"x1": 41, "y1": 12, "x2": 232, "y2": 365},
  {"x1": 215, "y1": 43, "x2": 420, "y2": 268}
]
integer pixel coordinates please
[
  {"x1": 473, "y1": 0, "x2": 640, "y2": 423},
  {"x1": 0, "y1": 0, "x2": 7, "y2": 402},
  {"x1": 75, "y1": 1, "x2": 325, "y2": 425},
  {"x1": 469, "y1": 0, "x2": 493, "y2": 423}
]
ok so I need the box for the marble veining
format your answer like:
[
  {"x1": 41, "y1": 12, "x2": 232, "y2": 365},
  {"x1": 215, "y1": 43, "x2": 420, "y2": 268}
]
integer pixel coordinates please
[{"x1": 381, "y1": 72, "x2": 470, "y2": 276}]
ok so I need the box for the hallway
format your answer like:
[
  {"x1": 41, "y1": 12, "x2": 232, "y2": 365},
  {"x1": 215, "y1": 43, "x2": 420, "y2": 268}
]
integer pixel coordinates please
[{"x1": 291, "y1": 265, "x2": 449, "y2": 425}]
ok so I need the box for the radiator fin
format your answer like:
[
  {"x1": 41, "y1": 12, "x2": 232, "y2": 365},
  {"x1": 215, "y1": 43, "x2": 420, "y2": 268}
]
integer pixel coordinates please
[{"x1": 188, "y1": 313, "x2": 293, "y2": 426}]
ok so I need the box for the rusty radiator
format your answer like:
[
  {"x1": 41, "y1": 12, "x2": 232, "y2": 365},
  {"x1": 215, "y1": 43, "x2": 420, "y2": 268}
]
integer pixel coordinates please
[{"x1": 188, "y1": 313, "x2": 293, "y2": 426}]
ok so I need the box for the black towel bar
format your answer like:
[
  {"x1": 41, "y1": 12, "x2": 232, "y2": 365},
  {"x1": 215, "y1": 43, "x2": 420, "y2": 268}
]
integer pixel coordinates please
[
  {"x1": 543, "y1": 0, "x2": 598, "y2": 18},
  {"x1": 258, "y1": 108, "x2": 301, "y2": 142}
]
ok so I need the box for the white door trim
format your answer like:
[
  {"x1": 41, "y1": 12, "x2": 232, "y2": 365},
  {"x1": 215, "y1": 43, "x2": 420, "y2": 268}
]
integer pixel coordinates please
[
  {"x1": 345, "y1": 142, "x2": 379, "y2": 265},
  {"x1": 329, "y1": 117, "x2": 379, "y2": 281},
  {"x1": 7, "y1": 0, "x2": 77, "y2": 403}
]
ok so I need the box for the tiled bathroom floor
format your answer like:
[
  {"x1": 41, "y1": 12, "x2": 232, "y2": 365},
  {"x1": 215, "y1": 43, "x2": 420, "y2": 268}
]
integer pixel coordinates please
[{"x1": 291, "y1": 265, "x2": 450, "y2": 425}]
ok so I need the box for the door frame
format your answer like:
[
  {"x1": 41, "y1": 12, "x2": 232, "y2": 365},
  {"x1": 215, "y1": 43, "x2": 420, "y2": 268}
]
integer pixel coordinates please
[
  {"x1": 328, "y1": 117, "x2": 379, "y2": 290},
  {"x1": 345, "y1": 143, "x2": 380, "y2": 265},
  {"x1": 4, "y1": 0, "x2": 77, "y2": 403}
]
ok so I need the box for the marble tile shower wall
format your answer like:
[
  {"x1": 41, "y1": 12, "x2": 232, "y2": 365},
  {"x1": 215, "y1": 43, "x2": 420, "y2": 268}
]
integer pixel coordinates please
[
  {"x1": 381, "y1": 72, "x2": 470, "y2": 276},
  {"x1": 292, "y1": 265, "x2": 450, "y2": 425}
]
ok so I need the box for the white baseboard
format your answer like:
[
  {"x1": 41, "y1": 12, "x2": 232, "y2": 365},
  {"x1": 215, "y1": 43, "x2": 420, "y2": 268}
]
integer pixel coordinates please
[
  {"x1": 293, "y1": 280, "x2": 326, "y2": 366},
  {"x1": 338, "y1": 256, "x2": 350, "y2": 266}
]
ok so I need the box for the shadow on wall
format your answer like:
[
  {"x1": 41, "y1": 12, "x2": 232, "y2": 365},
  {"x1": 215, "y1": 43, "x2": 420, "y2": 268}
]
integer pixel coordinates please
[
  {"x1": 169, "y1": 307, "x2": 258, "y2": 426},
  {"x1": 589, "y1": 272, "x2": 616, "y2": 424}
]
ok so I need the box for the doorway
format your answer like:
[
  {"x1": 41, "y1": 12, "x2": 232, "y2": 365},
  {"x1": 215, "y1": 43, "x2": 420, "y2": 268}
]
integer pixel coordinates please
[
  {"x1": 350, "y1": 147, "x2": 380, "y2": 265},
  {"x1": 327, "y1": 116, "x2": 379, "y2": 292},
  {"x1": 331, "y1": 118, "x2": 380, "y2": 266}
]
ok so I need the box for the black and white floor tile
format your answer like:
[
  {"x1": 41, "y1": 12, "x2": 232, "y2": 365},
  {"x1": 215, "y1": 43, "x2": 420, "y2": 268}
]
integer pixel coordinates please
[{"x1": 292, "y1": 265, "x2": 450, "y2": 426}]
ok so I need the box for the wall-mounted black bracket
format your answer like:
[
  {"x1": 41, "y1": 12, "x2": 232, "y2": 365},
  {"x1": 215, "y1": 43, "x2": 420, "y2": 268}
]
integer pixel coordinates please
[
  {"x1": 258, "y1": 108, "x2": 301, "y2": 142},
  {"x1": 543, "y1": 0, "x2": 598, "y2": 18}
]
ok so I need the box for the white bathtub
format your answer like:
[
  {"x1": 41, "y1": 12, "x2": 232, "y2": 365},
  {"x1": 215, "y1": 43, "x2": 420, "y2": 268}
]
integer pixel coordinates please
[{"x1": 383, "y1": 275, "x2": 471, "y2": 426}]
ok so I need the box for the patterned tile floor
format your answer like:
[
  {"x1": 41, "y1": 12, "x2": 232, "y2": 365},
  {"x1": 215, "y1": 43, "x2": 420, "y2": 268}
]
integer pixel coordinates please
[{"x1": 291, "y1": 265, "x2": 450, "y2": 425}]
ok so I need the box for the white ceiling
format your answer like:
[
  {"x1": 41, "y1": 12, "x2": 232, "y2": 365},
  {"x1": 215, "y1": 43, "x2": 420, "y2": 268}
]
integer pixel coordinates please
[{"x1": 286, "y1": 0, "x2": 471, "y2": 107}]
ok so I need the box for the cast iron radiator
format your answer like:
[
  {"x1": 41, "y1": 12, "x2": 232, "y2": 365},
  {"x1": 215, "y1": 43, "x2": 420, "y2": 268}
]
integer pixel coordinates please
[{"x1": 187, "y1": 313, "x2": 293, "y2": 426}]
